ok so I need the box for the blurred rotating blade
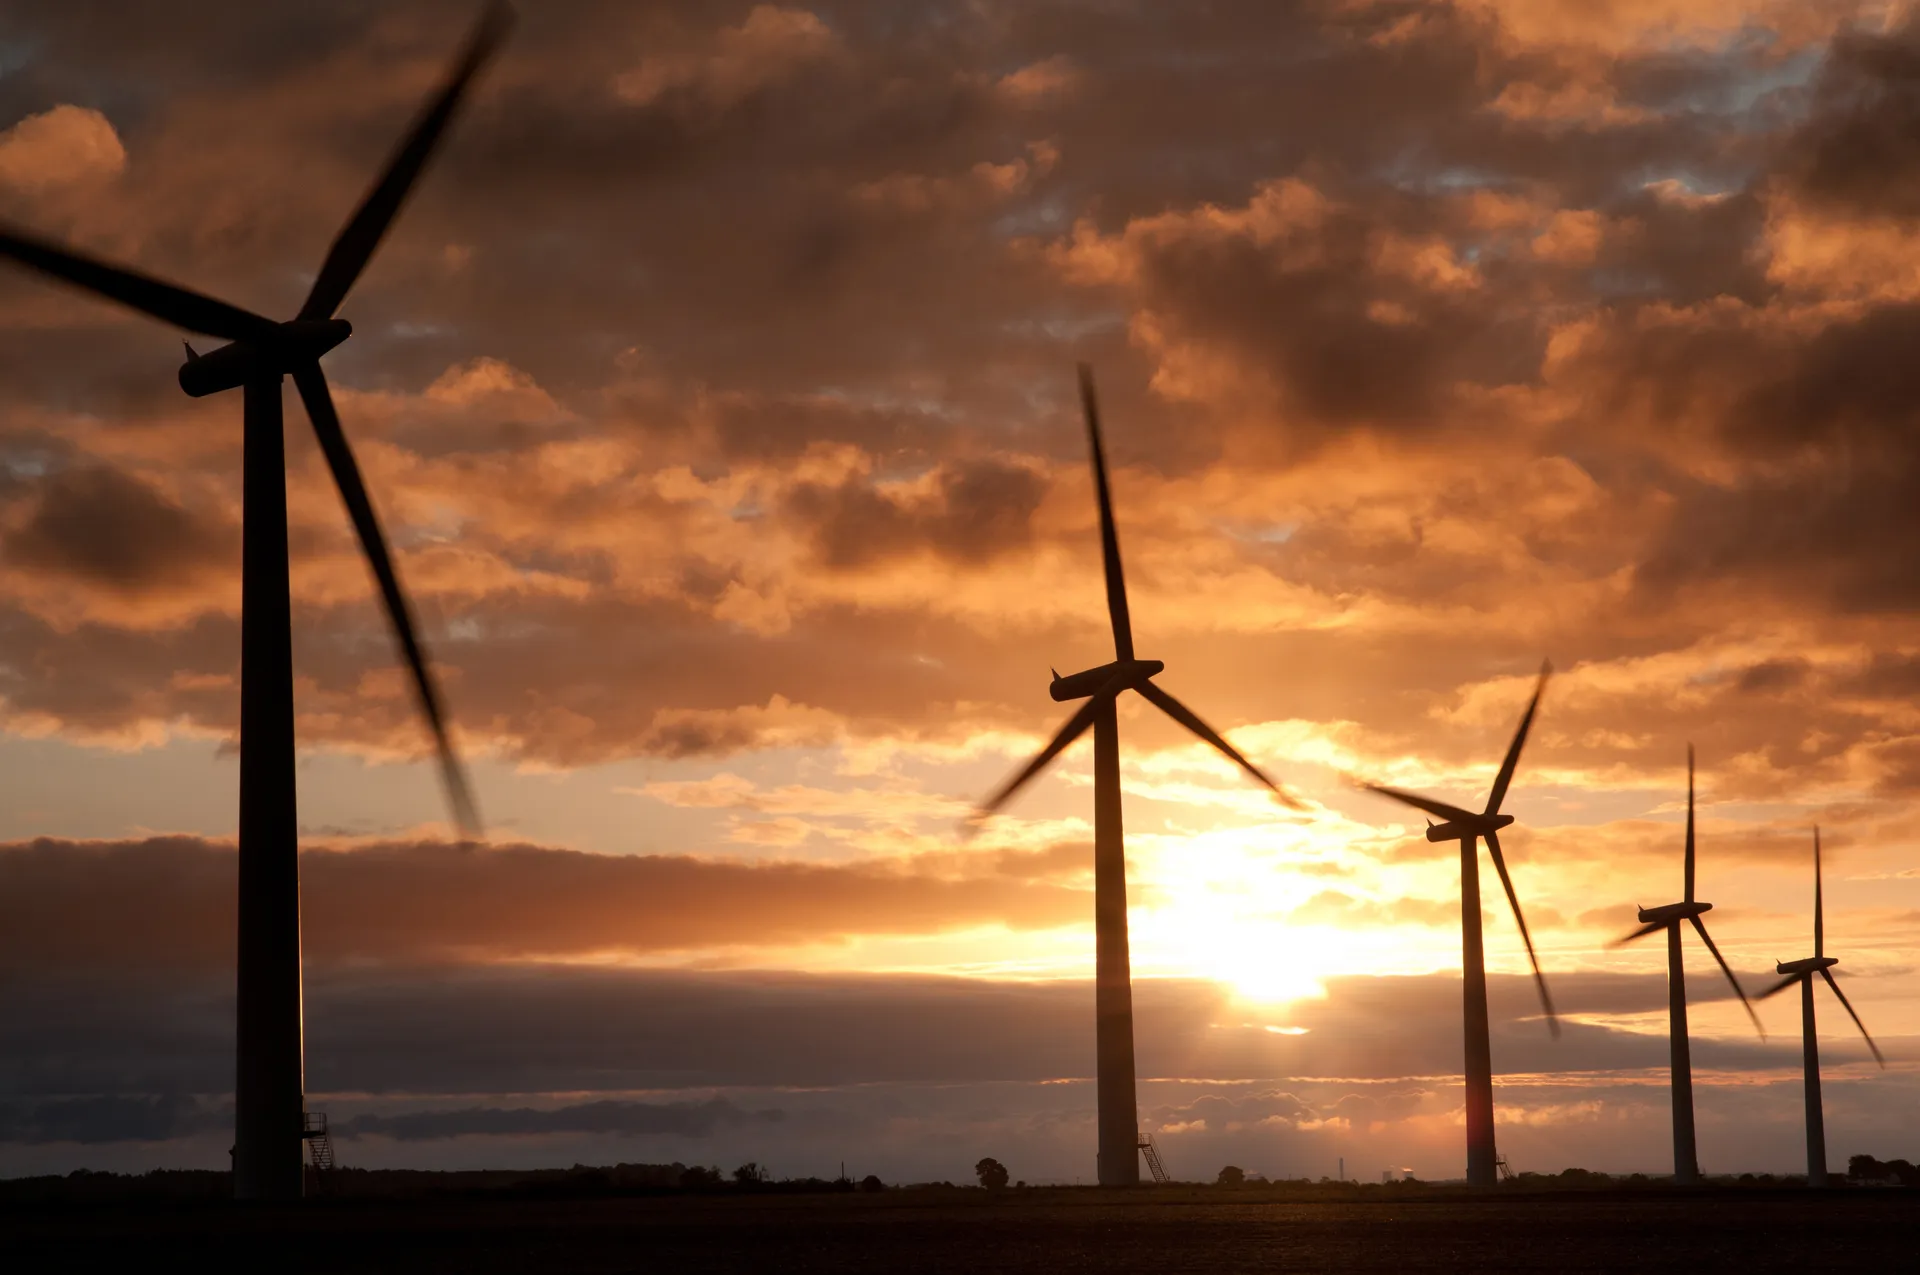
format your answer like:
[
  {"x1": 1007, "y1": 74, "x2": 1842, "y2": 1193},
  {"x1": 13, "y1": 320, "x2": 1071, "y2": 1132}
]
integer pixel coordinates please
[
  {"x1": 0, "y1": 223, "x2": 272, "y2": 340},
  {"x1": 1684, "y1": 744, "x2": 1696, "y2": 902},
  {"x1": 1136, "y1": 680, "x2": 1302, "y2": 810},
  {"x1": 1484, "y1": 661, "x2": 1550, "y2": 817},
  {"x1": 299, "y1": 2, "x2": 514, "y2": 320},
  {"x1": 1756, "y1": 973, "x2": 1800, "y2": 1001},
  {"x1": 1820, "y1": 968, "x2": 1884, "y2": 1067},
  {"x1": 1362, "y1": 783, "x2": 1480, "y2": 827},
  {"x1": 292, "y1": 362, "x2": 481, "y2": 837},
  {"x1": 1609, "y1": 919, "x2": 1665, "y2": 948},
  {"x1": 1689, "y1": 916, "x2": 1763, "y2": 1040},
  {"x1": 1486, "y1": 830, "x2": 1559, "y2": 1037},
  {"x1": 1077, "y1": 364, "x2": 1133, "y2": 662},
  {"x1": 968, "y1": 673, "x2": 1128, "y2": 831}
]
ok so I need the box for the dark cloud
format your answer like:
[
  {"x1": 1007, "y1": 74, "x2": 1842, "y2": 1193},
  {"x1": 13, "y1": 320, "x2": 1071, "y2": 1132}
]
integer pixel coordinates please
[
  {"x1": 0, "y1": 836, "x2": 1090, "y2": 973},
  {"x1": 337, "y1": 1097, "x2": 782, "y2": 1142},
  {"x1": 0, "y1": 1094, "x2": 226, "y2": 1144},
  {"x1": 785, "y1": 458, "x2": 1046, "y2": 568},
  {"x1": 1785, "y1": 17, "x2": 1920, "y2": 218},
  {"x1": 3, "y1": 463, "x2": 233, "y2": 593},
  {"x1": 0, "y1": 963, "x2": 1811, "y2": 1103}
]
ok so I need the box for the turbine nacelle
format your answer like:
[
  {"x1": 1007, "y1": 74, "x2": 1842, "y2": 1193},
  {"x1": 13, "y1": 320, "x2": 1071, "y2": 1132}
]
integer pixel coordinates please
[
  {"x1": 1424, "y1": 812, "x2": 1515, "y2": 843},
  {"x1": 1637, "y1": 900, "x2": 1712, "y2": 925},
  {"x1": 1776, "y1": 954, "x2": 1839, "y2": 976},
  {"x1": 178, "y1": 319, "x2": 353, "y2": 397},
  {"x1": 1050, "y1": 658, "x2": 1163, "y2": 702}
]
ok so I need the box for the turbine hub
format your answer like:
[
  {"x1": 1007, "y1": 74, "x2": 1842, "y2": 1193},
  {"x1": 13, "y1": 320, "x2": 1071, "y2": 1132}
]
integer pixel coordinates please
[
  {"x1": 1636, "y1": 900, "x2": 1711, "y2": 924},
  {"x1": 1049, "y1": 657, "x2": 1163, "y2": 702},
  {"x1": 177, "y1": 318, "x2": 353, "y2": 397}
]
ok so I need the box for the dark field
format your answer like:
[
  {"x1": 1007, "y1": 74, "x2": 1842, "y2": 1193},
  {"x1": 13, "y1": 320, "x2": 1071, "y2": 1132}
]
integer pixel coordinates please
[{"x1": 9, "y1": 1186, "x2": 1920, "y2": 1273}]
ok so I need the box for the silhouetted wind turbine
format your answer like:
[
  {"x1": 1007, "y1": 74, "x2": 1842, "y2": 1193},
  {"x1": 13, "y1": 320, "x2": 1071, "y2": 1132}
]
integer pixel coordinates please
[
  {"x1": 1361, "y1": 664, "x2": 1556, "y2": 1189},
  {"x1": 1756, "y1": 828, "x2": 1884, "y2": 1188},
  {"x1": 0, "y1": 4, "x2": 510, "y2": 1200},
  {"x1": 1610, "y1": 747, "x2": 1762, "y2": 1184},
  {"x1": 970, "y1": 364, "x2": 1300, "y2": 1187}
]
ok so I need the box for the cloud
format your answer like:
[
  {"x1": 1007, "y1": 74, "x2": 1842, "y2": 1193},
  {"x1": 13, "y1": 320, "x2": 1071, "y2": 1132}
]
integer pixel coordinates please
[
  {"x1": 784, "y1": 458, "x2": 1047, "y2": 568},
  {"x1": 0, "y1": 105, "x2": 125, "y2": 192},
  {"x1": 612, "y1": 6, "x2": 843, "y2": 111},
  {"x1": 4, "y1": 0, "x2": 1920, "y2": 1182},
  {"x1": 0, "y1": 1094, "x2": 226, "y2": 1144},
  {"x1": 0, "y1": 835, "x2": 1090, "y2": 972},
  {"x1": 337, "y1": 1097, "x2": 782, "y2": 1143},
  {"x1": 1, "y1": 462, "x2": 235, "y2": 614}
]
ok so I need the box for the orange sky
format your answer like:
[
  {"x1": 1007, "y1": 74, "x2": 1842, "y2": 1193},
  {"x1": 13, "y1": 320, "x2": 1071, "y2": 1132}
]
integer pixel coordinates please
[{"x1": 4, "y1": 0, "x2": 1920, "y2": 1184}]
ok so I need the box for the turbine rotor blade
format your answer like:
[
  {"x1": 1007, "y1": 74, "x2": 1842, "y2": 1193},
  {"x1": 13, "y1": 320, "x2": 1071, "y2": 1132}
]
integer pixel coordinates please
[
  {"x1": 1689, "y1": 915, "x2": 1764, "y2": 1040},
  {"x1": 1684, "y1": 744, "x2": 1696, "y2": 903},
  {"x1": 968, "y1": 674, "x2": 1125, "y2": 829},
  {"x1": 298, "y1": 2, "x2": 513, "y2": 321},
  {"x1": 1609, "y1": 919, "x2": 1666, "y2": 948},
  {"x1": 1136, "y1": 680, "x2": 1303, "y2": 810},
  {"x1": 0, "y1": 223, "x2": 273, "y2": 341},
  {"x1": 1077, "y1": 364, "x2": 1133, "y2": 662},
  {"x1": 1361, "y1": 783, "x2": 1479, "y2": 826},
  {"x1": 1486, "y1": 830, "x2": 1558, "y2": 1037},
  {"x1": 1756, "y1": 973, "x2": 1801, "y2": 1001},
  {"x1": 1485, "y1": 660, "x2": 1551, "y2": 817},
  {"x1": 292, "y1": 363, "x2": 481, "y2": 837},
  {"x1": 1819, "y1": 968, "x2": 1884, "y2": 1067},
  {"x1": 1813, "y1": 826, "x2": 1824, "y2": 959}
]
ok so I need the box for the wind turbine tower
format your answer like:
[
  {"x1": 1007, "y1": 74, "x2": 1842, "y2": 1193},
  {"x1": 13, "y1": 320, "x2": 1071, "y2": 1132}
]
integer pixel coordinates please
[
  {"x1": 0, "y1": 5, "x2": 509, "y2": 1198},
  {"x1": 1363, "y1": 666, "x2": 1558, "y2": 1188},
  {"x1": 1611, "y1": 747, "x2": 1762, "y2": 1183},
  {"x1": 1757, "y1": 829, "x2": 1885, "y2": 1187},
  {"x1": 972, "y1": 365, "x2": 1299, "y2": 1187}
]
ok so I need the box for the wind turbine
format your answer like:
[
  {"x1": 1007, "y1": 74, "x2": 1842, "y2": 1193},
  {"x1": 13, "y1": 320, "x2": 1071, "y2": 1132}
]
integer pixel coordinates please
[
  {"x1": 970, "y1": 364, "x2": 1299, "y2": 1187},
  {"x1": 1361, "y1": 664, "x2": 1557, "y2": 1188},
  {"x1": 1611, "y1": 747, "x2": 1762, "y2": 1184},
  {"x1": 0, "y1": 4, "x2": 510, "y2": 1199},
  {"x1": 1756, "y1": 828, "x2": 1884, "y2": 1188}
]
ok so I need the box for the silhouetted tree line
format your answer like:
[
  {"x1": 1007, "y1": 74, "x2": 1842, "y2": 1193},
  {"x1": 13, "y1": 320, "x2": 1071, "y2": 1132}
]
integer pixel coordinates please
[
  {"x1": 1849, "y1": 1155, "x2": 1920, "y2": 1186},
  {"x1": 0, "y1": 1162, "x2": 897, "y2": 1203}
]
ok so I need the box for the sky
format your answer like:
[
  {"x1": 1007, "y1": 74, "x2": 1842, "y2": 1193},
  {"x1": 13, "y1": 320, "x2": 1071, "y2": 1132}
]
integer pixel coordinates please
[{"x1": 4, "y1": 0, "x2": 1920, "y2": 1186}]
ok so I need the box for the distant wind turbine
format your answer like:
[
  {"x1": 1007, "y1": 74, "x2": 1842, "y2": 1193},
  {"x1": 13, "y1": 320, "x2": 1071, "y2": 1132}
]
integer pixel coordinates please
[
  {"x1": 1756, "y1": 828, "x2": 1884, "y2": 1188},
  {"x1": 1362, "y1": 664, "x2": 1557, "y2": 1189},
  {"x1": 970, "y1": 364, "x2": 1300, "y2": 1187},
  {"x1": 0, "y1": 3, "x2": 511, "y2": 1199},
  {"x1": 1610, "y1": 747, "x2": 1762, "y2": 1184}
]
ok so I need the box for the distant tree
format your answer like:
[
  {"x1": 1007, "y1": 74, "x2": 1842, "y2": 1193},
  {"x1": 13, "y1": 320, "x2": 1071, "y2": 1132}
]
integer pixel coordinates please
[
  {"x1": 1014, "y1": 1180, "x2": 1027, "y2": 1189},
  {"x1": 1216, "y1": 1165, "x2": 1245, "y2": 1187},
  {"x1": 975, "y1": 1158, "x2": 1010, "y2": 1190},
  {"x1": 1851, "y1": 1155, "x2": 1920, "y2": 1187},
  {"x1": 860, "y1": 1174, "x2": 884, "y2": 1193},
  {"x1": 679, "y1": 1165, "x2": 722, "y2": 1189},
  {"x1": 732, "y1": 1162, "x2": 768, "y2": 1185}
]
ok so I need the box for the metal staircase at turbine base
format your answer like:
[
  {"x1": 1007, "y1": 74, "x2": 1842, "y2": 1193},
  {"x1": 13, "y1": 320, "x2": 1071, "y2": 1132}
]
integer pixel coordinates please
[
  {"x1": 303, "y1": 1111, "x2": 337, "y2": 1178},
  {"x1": 1138, "y1": 1135, "x2": 1170, "y2": 1184}
]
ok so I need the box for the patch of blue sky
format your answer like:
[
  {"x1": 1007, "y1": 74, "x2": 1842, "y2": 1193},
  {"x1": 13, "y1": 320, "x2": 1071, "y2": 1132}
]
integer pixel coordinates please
[
  {"x1": 1639, "y1": 168, "x2": 1744, "y2": 200},
  {"x1": 1223, "y1": 520, "x2": 1299, "y2": 545},
  {"x1": 810, "y1": 383, "x2": 959, "y2": 421},
  {"x1": 1377, "y1": 154, "x2": 1515, "y2": 196},
  {"x1": 999, "y1": 311, "x2": 1126, "y2": 343},
  {"x1": 0, "y1": 38, "x2": 38, "y2": 81},
  {"x1": 1587, "y1": 265, "x2": 1669, "y2": 299},
  {"x1": 990, "y1": 198, "x2": 1070, "y2": 240},
  {"x1": 1, "y1": 448, "x2": 56, "y2": 480}
]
